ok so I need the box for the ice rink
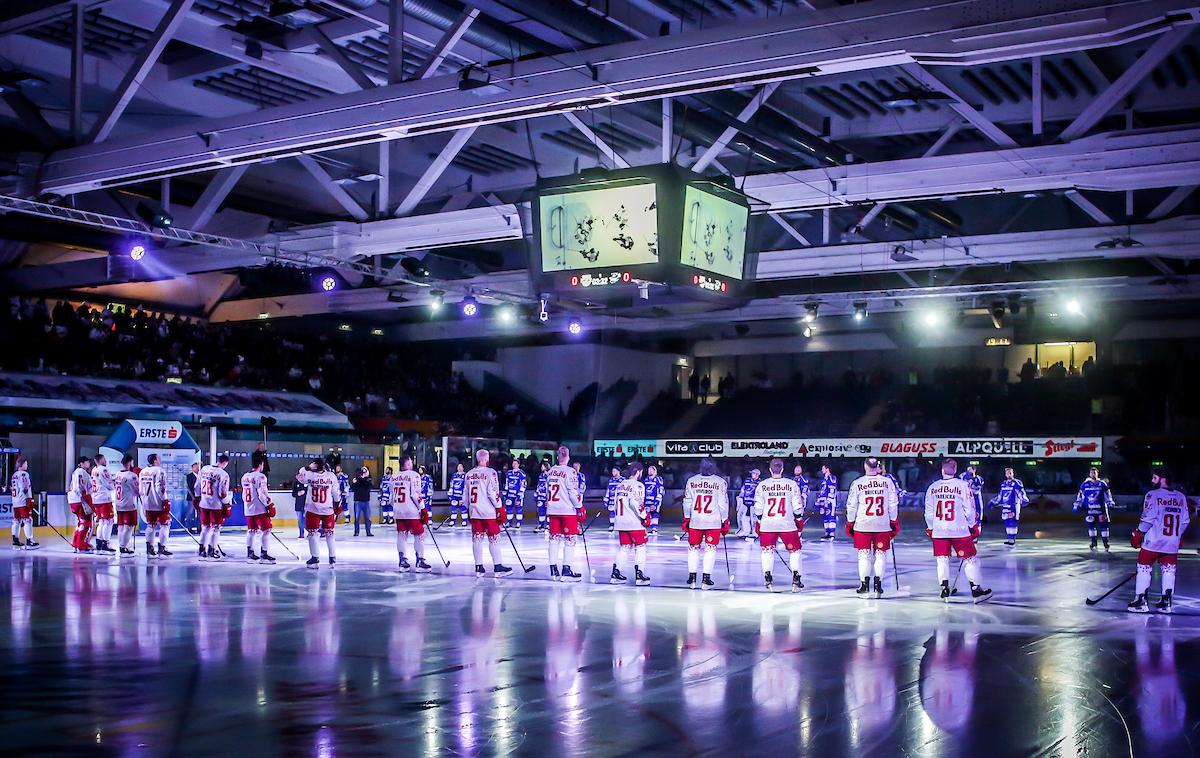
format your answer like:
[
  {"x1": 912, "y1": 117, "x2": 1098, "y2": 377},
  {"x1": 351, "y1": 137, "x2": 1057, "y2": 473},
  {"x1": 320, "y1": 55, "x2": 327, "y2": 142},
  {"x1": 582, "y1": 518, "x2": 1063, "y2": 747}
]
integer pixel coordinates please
[{"x1": 3, "y1": 520, "x2": 1196, "y2": 757}]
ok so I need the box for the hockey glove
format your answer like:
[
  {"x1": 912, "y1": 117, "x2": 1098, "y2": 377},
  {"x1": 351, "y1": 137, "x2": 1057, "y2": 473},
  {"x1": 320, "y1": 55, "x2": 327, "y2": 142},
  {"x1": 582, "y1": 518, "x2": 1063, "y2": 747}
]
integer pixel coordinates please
[
  {"x1": 1131, "y1": 530, "x2": 1144, "y2": 549},
  {"x1": 25, "y1": 498, "x2": 34, "y2": 509},
  {"x1": 643, "y1": 515, "x2": 652, "y2": 529},
  {"x1": 496, "y1": 507, "x2": 507, "y2": 523},
  {"x1": 795, "y1": 517, "x2": 805, "y2": 531},
  {"x1": 925, "y1": 528, "x2": 934, "y2": 539},
  {"x1": 970, "y1": 524, "x2": 981, "y2": 539},
  {"x1": 682, "y1": 518, "x2": 691, "y2": 532},
  {"x1": 845, "y1": 522, "x2": 855, "y2": 537},
  {"x1": 721, "y1": 520, "x2": 730, "y2": 536},
  {"x1": 267, "y1": 503, "x2": 277, "y2": 518},
  {"x1": 162, "y1": 500, "x2": 171, "y2": 516},
  {"x1": 421, "y1": 510, "x2": 431, "y2": 525},
  {"x1": 889, "y1": 520, "x2": 900, "y2": 536}
]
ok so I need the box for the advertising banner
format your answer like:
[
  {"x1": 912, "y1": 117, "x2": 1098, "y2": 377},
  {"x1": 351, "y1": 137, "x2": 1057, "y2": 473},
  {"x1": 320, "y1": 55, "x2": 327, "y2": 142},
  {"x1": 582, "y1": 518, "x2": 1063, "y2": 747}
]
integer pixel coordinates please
[{"x1": 592, "y1": 437, "x2": 1102, "y2": 460}]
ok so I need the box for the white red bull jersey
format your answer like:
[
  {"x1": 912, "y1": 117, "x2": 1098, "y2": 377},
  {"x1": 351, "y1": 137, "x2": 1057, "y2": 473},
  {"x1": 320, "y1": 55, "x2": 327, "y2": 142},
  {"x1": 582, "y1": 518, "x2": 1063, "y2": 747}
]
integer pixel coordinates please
[
  {"x1": 753, "y1": 476, "x2": 803, "y2": 532},
  {"x1": 68, "y1": 467, "x2": 91, "y2": 505},
  {"x1": 465, "y1": 466, "x2": 501, "y2": 519},
  {"x1": 924, "y1": 476, "x2": 976, "y2": 538},
  {"x1": 241, "y1": 471, "x2": 271, "y2": 516},
  {"x1": 1138, "y1": 487, "x2": 1190, "y2": 554},
  {"x1": 389, "y1": 469, "x2": 424, "y2": 519},
  {"x1": 683, "y1": 474, "x2": 729, "y2": 530},
  {"x1": 297, "y1": 469, "x2": 339, "y2": 515},
  {"x1": 846, "y1": 474, "x2": 899, "y2": 533},
  {"x1": 612, "y1": 479, "x2": 647, "y2": 531},
  {"x1": 545, "y1": 463, "x2": 583, "y2": 516},
  {"x1": 91, "y1": 466, "x2": 116, "y2": 504},
  {"x1": 198, "y1": 465, "x2": 231, "y2": 510},
  {"x1": 114, "y1": 470, "x2": 140, "y2": 512},
  {"x1": 10, "y1": 470, "x2": 32, "y2": 503},
  {"x1": 139, "y1": 466, "x2": 168, "y2": 510}
]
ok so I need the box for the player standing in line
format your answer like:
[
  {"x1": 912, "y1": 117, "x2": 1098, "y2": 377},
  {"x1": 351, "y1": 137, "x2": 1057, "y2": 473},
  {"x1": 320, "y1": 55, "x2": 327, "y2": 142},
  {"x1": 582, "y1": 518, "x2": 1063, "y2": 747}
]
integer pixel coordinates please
[
  {"x1": 574, "y1": 461, "x2": 587, "y2": 506},
  {"x1": 378, "y1": 467, "x2": 394, "y2": 526},
  {"x1": 816, "y1": 464, "x2": 839, "y2": 541},
  {"x1": 546, "y1": 446, "x2": 586, "y2": 582},
  {"x1": 961, "y1": 465, "x2": 984, "y2": 525},
  {"x1": 67, "y1": 456, "x2": 94, "y2": 553},
  {"x1": 198, "y1": 455, "x2": 232, "y2": 561},
  {"x1": 991, "y1": 467, "x2": 1028, "y2": 546},
  {"x1": 845, "y1": 458, "x2": 900, "y2": 598},
  {"x1": 242, "y1": 454, "x2": 277, "y2": 564},
  {"x1": 1128, "y1": 469, "x2": 1190, "y2": 614},
  {"x1": 465, "y1": 449, "x2": 513, "y2": 578},
  {"x1": 90, "y1": 453, "x2": 117, "y2": 555},
  {"x1": 10, "y1": 456, "x2": 38, "y2": 550},
  {"x1": 533, "y1": 461, "x2": 550, "y2": 533},
  {"x1": 1074, "y1": 467, "x2": 1115, "y2": 552},
  {"x1": 738, "y1": 468, "x2": 761, "y2": 542},
  {"x1": 604, "y1": 466, "x2": 623, "y2": 532},
  {"x1": 336, "y1": 463, "x2": 351, "y2": 525},
  {"x1": 753, "y1": 458, "x2": 805, "y2": 593},
  {"x1": 610, "y1": 462, "x2": 651, "y2": 586},
  {"x1": 503, "y1": 459, "x2": 528, "y2": 530},
  {"x1": 296, "y1": 459, "x2": 340, "y2": 568},
  {"x1": 644, "y1": 464, "x2": 664, "y2": 535},
  {"x1": 391, "y1": 456, "x2": 432, "y2": 573},
  {"x1": 139, "y1": 453, "x2": 172, "y2": 558},
  {"x1": 448, "y1": 462, "x2": 467, "y2": 528},
  {"x1": 418, "y1": 465, "x2": 434, "y2": 523},
  {"x1": 682, "y1": 458, "x2": 730, "y2": 590},
  {"x1": 925, "y1": 459, "x2": 991, "y2": 603},
  {"x1": 113, "y1": 454, "x2": 141, "y2": 556},
  {"x1": 793, "y1": 464, "x2": 810, "y2": 515}
]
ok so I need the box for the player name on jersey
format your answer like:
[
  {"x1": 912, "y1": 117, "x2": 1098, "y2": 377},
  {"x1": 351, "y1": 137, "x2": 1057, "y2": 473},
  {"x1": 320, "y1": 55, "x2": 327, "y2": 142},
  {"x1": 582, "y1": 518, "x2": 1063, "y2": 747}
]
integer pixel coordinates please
[{"x1": 594, "y1": 437, "x2": 1103, "y2": 459}]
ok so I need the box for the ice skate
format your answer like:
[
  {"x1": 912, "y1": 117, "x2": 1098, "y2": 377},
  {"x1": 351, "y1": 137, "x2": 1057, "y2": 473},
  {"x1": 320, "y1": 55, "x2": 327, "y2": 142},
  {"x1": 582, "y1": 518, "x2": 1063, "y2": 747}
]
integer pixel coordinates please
[
  {"x1": 493, "y1": 564, "x2": 514, "y2": 577},
  {"x1": 940, "y1": 580, "x2": 951, "y2": 601},
  {"x1": 247, "y1": 548, "x2": 260, "y2": 563},
  {"x1": 24, "y1": 539, "x2": 39, "y2": 550},
  {"x1": 474, "y1": 564, "x2": 486, "y2": 578},
  {"x1": 1127, "y1": 594, "x2": 1149, "y2": 613},
  {"x1": 12, "y1": 537, "x2": 22, "y2": 550},
  {"x1": 415, "y1": 557, "x2": 432, "y2": 573},
  {"x1": 970, "y1": 584, "x2": 993, "y2": 604},
  {"x1": 207, "y1": 547, "x2": 221, "y2": 561},
  {"x1": 856, "y1": 578, "x2": 871, "y2": 597},
  {"x1": 700, "y1": 573, "x2": 715, "y2": 590},
  {"x1": 873, "y1": 577, "x2": 884, "y2": 599},
  {"x1": 560, "y1": 565, "x2": 580, "y2": 582},
  {"x1": 687, "y1": 572, "x2": 698, "y2": 589},
  {"x1": 328, "y1": 557, "x2": 335, "y2": 568},
  {"x1": 792, "y1": 572, "x2": 803, "y2": 592},
  {"x1": 398, "y1": 555, "x2": 411, "y2": 572},
  {"x1": 260, "y1": 552, "x2": 276, "y2": 564},
  {"x1": 1155, "y1": 591, "x2": 1173, "y2": 614},
  {"x1": 635, "y1": 569, "x2": 650, "y2": 586},
  {"x1": 306, "y1": 557, "x2": 320, "y2": 569},
  {"x1": 549, "y1": 565, "x2": 561, "y2": 581},
  {"x1": 120, "y1": 547, "x2": 135, "y2": 556},
  {"x1": 610, "y1": 566, "x2": 627, "y2": 584},
  {"x1": 157, "y1": 546, "x2": 172, "y2": 558},
  {"x1": 764, "y1": 570, "x2": 774, "y2": 592},
  {"x1": 197, "y1": 546, "x2": 208, "y2": 561}
]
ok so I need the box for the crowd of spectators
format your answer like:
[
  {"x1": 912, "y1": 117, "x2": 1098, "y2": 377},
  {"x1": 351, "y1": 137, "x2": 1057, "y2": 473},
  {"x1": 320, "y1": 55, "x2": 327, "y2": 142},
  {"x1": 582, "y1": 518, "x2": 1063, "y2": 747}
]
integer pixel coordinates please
[{"x1": 0, "y1": 297, "x2": 535, "y2": 437}]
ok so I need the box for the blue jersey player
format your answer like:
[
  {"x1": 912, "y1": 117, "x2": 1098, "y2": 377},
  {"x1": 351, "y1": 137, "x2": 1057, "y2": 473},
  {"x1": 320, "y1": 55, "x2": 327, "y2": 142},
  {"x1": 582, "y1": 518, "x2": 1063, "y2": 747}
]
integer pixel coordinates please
[
  {"x1": 418, "y1": 465, "x2": 433, "y2": 524},
  {"x1": 573, "y1": 461, "x2": 588, "y2": 511},
  {"x1": 990, "y1": 468, "x2": 1028, "y2": 546},
  {"x1": 503, "y1": 460, "x2": 528, "y2": 528},
  {"x1": 960, "y1": 466, "x2": 984, "y2": 524},
  {"x1": 604, "y1": 467, "x2": 623, "y2": 532},
  {"x1": 644, "y1": 465, "x2": 664, "y2": 534},
  {"x1": 817, "y1": 465, "x2": 839, "y2": 540},
  {"x1": 447, "y1": 463, "x2": 466, "y2": 527},
  {"x1": 336, "y1": 465, "x2": 351, "y2": 524},
  {"x1": 1073, "y1": 468, "x2": 1115, "y2": 551},
  {"x1": 793, "y1": 464, "x2": 810, "y2": 518},
  {"x1": 738, "y1": 469, "x2": 761, "y2": 540},
  {"x1": 534, "y1": 461, "x2": 550, "y2": 532},
  {"x1": 379, "y1": 467, "x2": 394, "y2": 525}
]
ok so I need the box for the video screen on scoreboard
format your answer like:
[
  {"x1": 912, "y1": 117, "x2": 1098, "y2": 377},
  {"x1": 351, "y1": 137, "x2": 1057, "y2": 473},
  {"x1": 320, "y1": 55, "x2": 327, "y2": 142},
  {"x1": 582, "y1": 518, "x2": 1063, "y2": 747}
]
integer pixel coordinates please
[
  {"x1": 680, "y1": 184, "x2": 749, "y2": 280},
  {"x1": 538, "y1": 182, "x2": 659, "y2": 273}
]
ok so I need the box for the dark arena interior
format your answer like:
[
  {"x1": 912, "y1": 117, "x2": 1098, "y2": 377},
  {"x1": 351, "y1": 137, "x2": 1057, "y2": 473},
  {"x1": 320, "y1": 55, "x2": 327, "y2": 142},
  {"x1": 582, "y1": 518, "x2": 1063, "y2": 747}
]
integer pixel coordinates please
[{"x1": 3, "y1": 1, "x2": 1200, "y2": 755}]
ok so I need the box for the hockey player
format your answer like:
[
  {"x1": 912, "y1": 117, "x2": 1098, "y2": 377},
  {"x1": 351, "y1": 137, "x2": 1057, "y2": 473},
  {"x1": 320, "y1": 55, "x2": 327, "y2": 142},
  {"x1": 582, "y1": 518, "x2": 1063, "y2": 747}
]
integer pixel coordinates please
[
  {"x1": 378, "y1": 467, "x2": 394, "y2": 526},
  {"x1": 738, "y1": 468, "x2": 761, "y2": 541},
  {"x1": 113, "y1": 454, "x2": 141, "y2": 556},
  {"x1": 1074, "y1": 467, "x2": 1115, "y2": 551},
  {"x1": 464, "y1": 449, "x2": 513, "y2": 578},
  {"x1": 1128, "y1": 469, "x2": 1190, "y2": 614},
  {"x1": 9, "y1": 456, "x2": 38, "y2": 550},
  {"x1": 990, "y1": 467, "x2": 1028, "y2": 546},
  {"x1": 610, "y1": 462, "x2": 651, "y2": 586},
  {"x1": 242, "y1": 455, "x2": 277, "y2": 564},
  {"x1": 533, "y1": 461, "x2": 550, "y2": 533},
  {"x1": 448, "y1": 462, "x2": 467, "y2": 528},
  {"x1": 198, "y1": 455, "x2": 232, "y2": 560},
  {"x1": 644, "y1": 464, "x2": 664, "y2": 535},
  {"x1": 753, "y1": 458, "x2": 805, "y2": 592},
  {"x1": 603, "y1": 466, "x2": 623, "y2": 532},
  {"x1": 139, "y1": 453, "x2": 172, "y2": 558},
  {"x1": 961, "y1": 465, "x2": 984, "y2": 524},
  {"x1": 67, "y1": 456, "x2": 94, "y2": 553},
  {"x1": 503, "y1": 459, "x2": 528, "y2": 529},
  {"x1": 845, "y1": 458, "x2": 900, "y2": 598},
  {"x1": 573, "y1": 461, "x2": 587, "y2": 502},
  {"x1": 90, "y1": 453, "x2": 117, "y2": 554},
  {"x1": 925, "y1": 459, "x2": 991, "y2": 603},
  {"x1": 682, "y1": 458, "x2": 730, "y2": 590},
  {"x1": 793, "y1": 464, "x2": 810, "y2": 514},
  {"x1": 418, "y1": 465, "x2": 434, "y2": 522},
  {"x1": 816, "y1": 464, "x2": 839, "y2": 541},
  {"x1": 546, "y1": 446, "x2": 586, "y2": 582},
  {"x1": 391, "y1": 457, "x2": 432, "y2": 573},
  {"x1": 296, "y1": 459, "x2": 340, "y2": 568},
  {"x1": 336, "y1": 464, "x2": 351, "y2": 525}
]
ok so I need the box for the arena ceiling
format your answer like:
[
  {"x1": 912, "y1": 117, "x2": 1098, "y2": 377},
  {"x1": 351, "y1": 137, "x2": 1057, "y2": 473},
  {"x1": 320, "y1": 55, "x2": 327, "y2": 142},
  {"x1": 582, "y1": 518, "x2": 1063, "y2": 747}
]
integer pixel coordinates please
[{"x1": 1, "y1": 0, "x2": 1199, "y2": 340}]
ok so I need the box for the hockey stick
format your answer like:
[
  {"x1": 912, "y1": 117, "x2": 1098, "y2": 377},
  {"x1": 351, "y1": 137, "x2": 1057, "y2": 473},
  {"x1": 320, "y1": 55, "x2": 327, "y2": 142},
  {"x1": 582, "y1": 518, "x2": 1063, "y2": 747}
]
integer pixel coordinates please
[
  {"x1": 579, "y1": 523, "x2": 594, "y2": 579},
  {"x1": 34, "y1": 506, "x2": 73, "y2": 547},
  {"x1": 501, "y1": 527, "x2": 537, "y2": 573},
  {"x1": 169, "y1": 510, "x2": 202, "y2": 546},
  {"x1": 269, "y1": 529, "x2": 301, "y2": 560},
  {"x1": 581, "y1": 510, "x2": 605, "y2": 535},
  {"x1": 433, "y1": 514, "x2": 453, "y2": 532},
  {"x1": 950, "y1": 558, "x2": 964, "y2": 596},
  {"x1": 722, "y1": 533, "x2": 735, "y2": 586},
  {"x1": 425, "y1": 521, "x2": 450, "y2": 568},
  {"x1": 1085, "y1": 572, "x2": 1136, "y2": 606},
  {"x1": 891, "y1": 544, "x2": 900, "y2": 591}
]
